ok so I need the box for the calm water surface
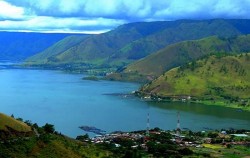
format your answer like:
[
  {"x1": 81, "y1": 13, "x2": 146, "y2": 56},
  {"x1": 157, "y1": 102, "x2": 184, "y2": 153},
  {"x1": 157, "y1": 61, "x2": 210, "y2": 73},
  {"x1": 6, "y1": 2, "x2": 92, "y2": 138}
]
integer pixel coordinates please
[{"x1": 1, "y1": 68, "x2": 250, "y2": 137}]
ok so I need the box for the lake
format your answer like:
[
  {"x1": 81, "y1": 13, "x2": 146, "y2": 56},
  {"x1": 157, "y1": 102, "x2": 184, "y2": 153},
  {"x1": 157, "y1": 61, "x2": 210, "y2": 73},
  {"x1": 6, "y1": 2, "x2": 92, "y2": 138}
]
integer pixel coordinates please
[{"x1": 0, "y1": 68, "x2": 250, "y2": 138}]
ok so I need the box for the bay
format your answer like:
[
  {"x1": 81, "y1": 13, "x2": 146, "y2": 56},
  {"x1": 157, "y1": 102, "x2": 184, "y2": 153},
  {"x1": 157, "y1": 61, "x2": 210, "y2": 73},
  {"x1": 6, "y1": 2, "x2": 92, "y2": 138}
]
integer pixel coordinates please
[{"x1": 0, "y1": 68, "x2": 249, "y2": 138}]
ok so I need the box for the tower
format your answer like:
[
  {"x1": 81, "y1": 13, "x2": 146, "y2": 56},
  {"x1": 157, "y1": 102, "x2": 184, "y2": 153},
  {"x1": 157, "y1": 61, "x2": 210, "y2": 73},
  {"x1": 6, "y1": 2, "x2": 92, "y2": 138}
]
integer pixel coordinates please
[
  {"x1": 176, "y1": 111, "x2": 181, "y2": 137},
  {"x1": 146, "y1": 113, "x2": 150, "y2": 137}
]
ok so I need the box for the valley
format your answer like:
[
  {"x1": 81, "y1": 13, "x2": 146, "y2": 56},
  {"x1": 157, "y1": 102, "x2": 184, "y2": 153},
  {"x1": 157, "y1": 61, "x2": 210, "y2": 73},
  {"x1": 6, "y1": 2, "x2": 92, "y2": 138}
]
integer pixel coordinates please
[{"x1": 1, "y1": 18, "x2": 250, "y2": 157}]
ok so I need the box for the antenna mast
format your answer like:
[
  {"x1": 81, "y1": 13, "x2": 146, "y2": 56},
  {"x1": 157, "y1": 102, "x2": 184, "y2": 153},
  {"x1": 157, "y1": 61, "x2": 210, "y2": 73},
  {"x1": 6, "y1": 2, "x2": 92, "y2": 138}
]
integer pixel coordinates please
[
  {"x1": 176, "y1": 111, "x2": 181, "y2": 137},
  {"x1": 146, "y1": 113, "x2": 150, "y2": 137}
]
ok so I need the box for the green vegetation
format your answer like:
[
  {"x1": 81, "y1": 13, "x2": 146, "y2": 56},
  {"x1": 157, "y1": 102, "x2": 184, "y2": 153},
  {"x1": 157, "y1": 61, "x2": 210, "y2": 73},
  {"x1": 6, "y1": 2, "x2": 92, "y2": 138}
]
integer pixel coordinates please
[
  {"x1": 139, "y1": 53, "x2": 250, "y2": 111},
  {"x1": 119, "y1": 35, "x2": 250, "y2": 82},
  {"x1": 0, "y1": 113, "x2": 113, "y2": 158},
  {"x1": 87, "y1": 128, "x2": 250, "y2": 158},
  {"x1": 186, "y1": 129, "x2": 250, "y2": 158},
  {"x1": 26, "y1": 35, "x2": 89, "y2": 64},
  {"x1": 25, "y1": 19, "x2": 250, "y2": 71},
  {"x1": 0, "y1": 113, "x2": 32, "y2": 137},
  {"x1": 104, "y1": 71, "x2": 149, "y2": 83},
  {"x1": 1, "y1": 113, "x2": 249, "y2": 157},
  {"x1": 82, "y1": 76, "x2": 99, "y2": 81},
  {"x1": 0, "y1": 132, "x2": 112, "y2": 158}
]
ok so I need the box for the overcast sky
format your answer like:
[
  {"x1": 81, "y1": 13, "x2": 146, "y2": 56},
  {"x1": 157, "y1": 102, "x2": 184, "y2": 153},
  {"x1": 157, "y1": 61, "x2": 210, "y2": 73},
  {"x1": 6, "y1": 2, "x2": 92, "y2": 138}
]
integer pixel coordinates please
[{"x1": 0, "y1": 0, "x2": 250, "y2": 34}]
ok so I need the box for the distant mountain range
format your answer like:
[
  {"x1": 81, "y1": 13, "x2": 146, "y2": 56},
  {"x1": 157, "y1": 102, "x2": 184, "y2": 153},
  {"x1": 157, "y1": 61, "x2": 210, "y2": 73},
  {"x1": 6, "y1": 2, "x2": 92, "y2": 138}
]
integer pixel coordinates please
[
  {"x1": 0, "y1": 32, "x2": 88, "y2": 61},
  {"x1": 25, "y1": 19, "x2": 250, "y2": 69}
]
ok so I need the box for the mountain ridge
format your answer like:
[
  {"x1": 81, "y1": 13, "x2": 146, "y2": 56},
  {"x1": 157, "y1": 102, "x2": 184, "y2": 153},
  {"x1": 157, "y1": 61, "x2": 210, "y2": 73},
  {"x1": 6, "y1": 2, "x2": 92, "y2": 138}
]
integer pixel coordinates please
[
  {"x1": 25, "y1": 19, "x2": 250, "y2": 70},
  {"x1": 108, "y1": 34, "x2": 250, "y2": 82}
]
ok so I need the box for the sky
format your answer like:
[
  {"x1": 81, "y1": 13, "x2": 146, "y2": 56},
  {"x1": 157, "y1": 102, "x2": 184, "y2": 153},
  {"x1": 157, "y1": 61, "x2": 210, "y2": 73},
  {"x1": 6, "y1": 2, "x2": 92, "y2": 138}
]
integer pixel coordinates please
[{"x1": 0, "y1": 0, "x2": 250, "y2": 34}]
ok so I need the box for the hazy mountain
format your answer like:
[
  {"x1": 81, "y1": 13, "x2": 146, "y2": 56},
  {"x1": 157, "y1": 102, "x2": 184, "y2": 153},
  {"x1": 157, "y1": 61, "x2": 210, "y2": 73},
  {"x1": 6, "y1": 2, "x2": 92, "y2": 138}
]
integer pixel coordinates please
[
  {"x1": 26, "y1": 21, "x2": 170, "y2": 67},
  {"x1": 0, "y1": 32, "x2": 84, "y2": 61},
  {"x1": 26, "y1": 19, "x2": 250, "y2": 69},
  {"x1": 26, "y1": 35, "x2": 89, "y2": 63}
]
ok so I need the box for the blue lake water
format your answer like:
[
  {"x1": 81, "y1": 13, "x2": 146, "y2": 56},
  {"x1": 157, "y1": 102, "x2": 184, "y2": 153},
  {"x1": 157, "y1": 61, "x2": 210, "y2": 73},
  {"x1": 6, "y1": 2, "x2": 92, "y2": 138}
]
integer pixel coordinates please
[{"x1": 1, "y1": 68, "x2": 250, "y2": 138}]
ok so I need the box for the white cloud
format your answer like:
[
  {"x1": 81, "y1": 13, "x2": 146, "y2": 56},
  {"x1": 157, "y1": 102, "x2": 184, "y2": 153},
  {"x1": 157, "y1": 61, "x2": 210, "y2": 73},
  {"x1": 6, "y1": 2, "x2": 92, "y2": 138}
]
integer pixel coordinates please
[
  {"x1": 2, "y1": 0, "x2": 250, "y2": 33},
  {"x1": 154, "y1": 0, "x2": 250, "y2": 20},
  {"x1": 0, "y1": 16, "x2": 125, "y2": 33},
  {"x1": 83, "y1": 0, "x2": 119, "y2": 16},
  {"x1": 0, "y1": 1, "x2": 25, "y2": 19}
]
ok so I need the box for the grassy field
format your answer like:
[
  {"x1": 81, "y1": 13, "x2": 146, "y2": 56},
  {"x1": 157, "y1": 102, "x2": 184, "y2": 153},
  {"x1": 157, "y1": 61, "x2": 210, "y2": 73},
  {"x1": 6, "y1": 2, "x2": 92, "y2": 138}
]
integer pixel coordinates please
[
  {"x1": 0, "y1": 113, "x2": 31, "y2": 132},
  {"x1": 191, "y1": 144, "x2": 250, "y2": 158}
]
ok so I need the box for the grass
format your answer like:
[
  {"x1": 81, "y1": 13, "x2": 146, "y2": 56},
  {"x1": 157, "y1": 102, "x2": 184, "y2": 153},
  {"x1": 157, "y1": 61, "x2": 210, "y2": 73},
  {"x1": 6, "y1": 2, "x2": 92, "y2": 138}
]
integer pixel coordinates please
[
  {"x1": 192, "y1": 144, "x2": 250, "y2": 158},
  {"x1": 141, "y1": 53, "x2": 250, "y2": 110},
  {"x1": 194, "y1": 100, "x2": 250, "y2": 112},
  {"x1": 0, "y1": 134, "x2": 112, "y2": 158},
  {"x1": 203, "y1": 143, "x2": 223, "y2": 149},
  {"x1": 124, "y1": 34, "x2": 250, "y2": 79},
  {"x1": 0, "y1": 113, "x2": 31, "y2": 132},
  {"x1": 26, "y1": 20, "x2": 250, "y2": 72}
]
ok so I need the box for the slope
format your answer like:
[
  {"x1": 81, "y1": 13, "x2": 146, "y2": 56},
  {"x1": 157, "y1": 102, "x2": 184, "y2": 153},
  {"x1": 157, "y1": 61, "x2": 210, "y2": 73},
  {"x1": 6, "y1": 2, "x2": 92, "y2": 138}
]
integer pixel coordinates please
[
  {"x1": 120, "y1": 35, "x2": 250, "y2": 81},
  {"x1": 26, "y1": 19, "x2": 250, "y2": 69},
  {"x1": 26, "y1": 35, "x2": 89, "y2": 64},
  {"x1": 139, "y1": 54, "x2": 250, "y2": 110},
  {"x1": 110, "y1": 19, "x2": 249, "y2": 62},
  {"x1": 0, "y1": 113, "x2": 31, "y2": 132},
  {"x1": 26, "y1": 21, "x2": 170, "y2": 67},
  {"x1": 0, "y1": 32, "x2": 78, "y2": 61},
  {"x1": 0, "y1": 113, "x2": 32, "y2": 140},
  {"x1": 0, "y1": 113, "x2": 113, "y2": 158}
]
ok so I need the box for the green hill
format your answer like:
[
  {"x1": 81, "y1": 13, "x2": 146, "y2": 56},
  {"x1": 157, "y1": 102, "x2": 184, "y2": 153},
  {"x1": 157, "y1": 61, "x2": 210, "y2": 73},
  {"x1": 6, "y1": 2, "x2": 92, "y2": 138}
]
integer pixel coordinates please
[
  {"x1": 26, "y1": 22, "x2": 168, "y2": 68},
  {"x1": 0, "y1": 134, "x2": 112, "y2": 158},
  {"x1": 26, "y1": 19, "x2": 250, "y2": 70},
  {"x1": 0, "y1": 113, "x2": 113, "y2": 158},
  {"x1": 0, "y1": 113, "x2": 32, "y2": 139},
  {"x1": 110, "y1": 19, "x2": 248, "y2": 61},
  {"x1": 0, "y1": 113, "x2": 31, "y2": 132},
  {"x1": 139, "y1": 54, "x2": 250, "y2": 110},
  {"x1": 113, "y1": 35, "x2": 250, "y2": 82}
]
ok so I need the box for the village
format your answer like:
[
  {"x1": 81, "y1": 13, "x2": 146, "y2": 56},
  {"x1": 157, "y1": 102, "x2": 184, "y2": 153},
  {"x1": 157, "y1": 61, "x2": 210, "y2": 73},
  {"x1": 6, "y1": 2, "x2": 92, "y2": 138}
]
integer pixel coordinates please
[
  {"x1": 78, "y1": 113, "x2": 250, "y2": 157},
  {"x1": 89, "y1": 128, "x2": 250, "y2": 148}
]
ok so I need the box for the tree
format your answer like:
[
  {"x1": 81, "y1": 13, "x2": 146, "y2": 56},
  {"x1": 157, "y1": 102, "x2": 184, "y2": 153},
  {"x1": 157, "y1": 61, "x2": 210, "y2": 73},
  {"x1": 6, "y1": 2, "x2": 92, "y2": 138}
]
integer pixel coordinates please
[
  {"x1": 24, "y1": 120, "x2": 32, "y2": 126},
  {"x1": 179, "y1": 148, "x2": 193, "y2": 155},
  {"x1": 207, "y1": 132, "x2": 218, "y2": 138},
  {"x1": 76, "y1": 134, "x2": 89, "y2": 141},
  {"x1": 42, "y1": 123, "x2": 55, "y2": 133},
  {"x1": 16, "y1": 117, "x2": 23, "y2": 122}
]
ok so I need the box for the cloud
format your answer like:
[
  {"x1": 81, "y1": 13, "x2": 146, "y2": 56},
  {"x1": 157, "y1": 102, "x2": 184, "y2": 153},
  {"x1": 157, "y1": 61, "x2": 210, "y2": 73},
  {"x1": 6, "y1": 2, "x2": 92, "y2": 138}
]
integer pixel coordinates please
[
  {"x1": 0, "y1": 1, "x2": 25, "y2": 19},
  {"x1": 1, "y1": 0, "x2": 250, "y2": 33},
  {"x1": 153, "y1": 0, "x2": 250, "y2": 20},
  {"x1": 0, "y1": 16, "x2": 125, "y2": 33}
]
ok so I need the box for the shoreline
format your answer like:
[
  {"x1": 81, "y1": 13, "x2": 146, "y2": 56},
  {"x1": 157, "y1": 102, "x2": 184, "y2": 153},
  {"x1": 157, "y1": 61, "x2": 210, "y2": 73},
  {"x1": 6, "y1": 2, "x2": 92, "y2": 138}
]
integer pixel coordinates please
[{"x1": 135, "y1": 91, "x2": 250, "y2": 112}]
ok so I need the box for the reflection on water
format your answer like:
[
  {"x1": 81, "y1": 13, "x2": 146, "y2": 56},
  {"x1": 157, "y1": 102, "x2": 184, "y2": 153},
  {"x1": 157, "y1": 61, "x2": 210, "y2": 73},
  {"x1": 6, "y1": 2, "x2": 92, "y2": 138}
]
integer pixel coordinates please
[{"x1": 148, "y1": 101, "x2": 250, "y2": 121}]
